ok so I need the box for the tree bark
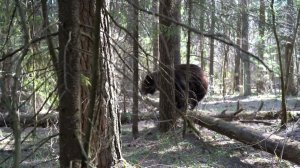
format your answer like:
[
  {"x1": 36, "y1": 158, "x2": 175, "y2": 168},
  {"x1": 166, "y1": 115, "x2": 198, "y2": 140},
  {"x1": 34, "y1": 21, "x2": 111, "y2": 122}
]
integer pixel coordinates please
[
  {"x1": 209, "y1": 0, "x2": 215, "y2": 93},
  {"x1": 256, "y1": 0, "x2": 266, "y2": 94},
  {"x1": 82, "y1": 0, "x2": 101, "y2": 166},
  {"x1": 222, "y1": 41, "x2": 229, "y2": 98},
  {"x1": 285, "y1": 0, "x2": 297, "y2": 96},
  {"x1": 241, "y1": 0, "x2": 251, "y2": 96},
  {"x1": 58, "y1": 0, "x2": 123, "y2": 166},
  {"x1": 0, "y1": 2, "x2": 14, "y2": 113},
  {"x1": 12, "y1": 0, "x2": 31, "y2": 166},
  {"x1": 270, "y1": 0, "x2": 288, "y2": 129},
  {"x1": 198, "y1": 0, "x2": 206, "y2": 70},
  {"x1": 159, "y1": 0, "x2": 176, "y2": 132},
  {"x1": 131, "y1": 0, "x2": 139, "y2": 139},
  {"x1": 0, "y1": 50, "x2": 13, "y2": 113},
  {"x1": 41, "y1": 0, "x2": 58, "y2": 73},
  {"x1": 182, "y1": 0, "x2": 193, "y2": 137},
  {"x1": 152, "y1": 0, "x2": 159, "y2": 70},
  {"x1": 234, "y1": 15, "x2": 241, "y2": 93},
  {"x1": 58, "y1": 0, "x2": 82, "y2": 167},
  {"x1": 96, "y1": 36, "x2": 123, "y2": 167},
  {"x1": 79, "y1": 0, "x2": 94, "y2": 132},
  {"x1": 75, "y1": 0, "x2": 123, "y2": 166},
  {"x1": 172, "y1": 0, "x2": 181, "y2": 65},
  {"x1": 155, "y1": 0, "x2": 181, "y2": 65}
]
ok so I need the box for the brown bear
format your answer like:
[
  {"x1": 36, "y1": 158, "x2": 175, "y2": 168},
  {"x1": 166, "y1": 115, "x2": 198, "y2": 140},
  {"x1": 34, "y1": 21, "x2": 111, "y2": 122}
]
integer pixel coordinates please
[{"x1": 141, "y1": 64, "x2": 208, "y2": 110}]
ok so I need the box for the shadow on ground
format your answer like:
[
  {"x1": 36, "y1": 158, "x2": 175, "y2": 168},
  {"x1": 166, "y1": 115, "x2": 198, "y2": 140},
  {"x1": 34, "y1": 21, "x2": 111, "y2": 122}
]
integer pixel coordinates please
[{"x1": 122, "y1": 120, "x2": 295, "y2": 168}]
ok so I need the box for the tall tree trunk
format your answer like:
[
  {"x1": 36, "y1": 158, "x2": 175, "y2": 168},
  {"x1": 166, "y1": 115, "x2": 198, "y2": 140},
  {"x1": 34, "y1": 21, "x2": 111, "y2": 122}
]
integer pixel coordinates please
[
  {"x1": 270, "y1": 0, "x2": 288, "y2": 129},
  {"x1": 209, "y1": 0, "x2": 215, "y2": 94},
  {"x1": 12, "y1": 0, "x2": 31, "y2": 167},
  {"x1": 221, "y1": 1, "x2": 229, "y2": 97},
  {"x1": 41, "y1": 0, "x2": 58, "y2": 73},
  {"x1": 152, "y1": 0, "x2": 159, "y2": 70},
  {"x1": 78, "y1": 0, "x2": 95, "y2": 166},
  {"x1": 96, "y1": 19, "x2": 123, "y2": 166},
  {"x1": 155, "y1": 0, "x2": 181, "y2": 65},
  {"x1": 285, "y1": 0, "x2": 297, "y2": 96},
  {"x1": 159, "y1": 0, "x2": 176, "y2": 132},
  {"x1": 58, "y1": 0, "x2": 123, "y2": 167},
  {"x1": 1, "y1": 52, "x2": 13, "y2": 113},
  {"x1": 80, "y1": 0, "x2": 123, "y2": 166},
  {"x1": 297, "y1": 38, "x2": 300, "y2": 95},
  {"x1": 131, "y1": 0, "x2": 139, "y2": 139},
  {"x1": 79, "y1": 0, "x2": 94, "y2": 132},
  {"x1": 183, "y1": 0, "x2": 192, "y2": 137},
  {"x1": 58, "y1": 0, "x2": 82, "y2": 167},
  {"x1": 222, "y1": 41, "x2": 229, "y2": 98},
  {"x1": 256, "y1": 0, "x2": 266, "y2": 94},
  {"x1": 82, "y1": 0, "x2": 101, "y2": 166},
  {"x1": 172, "y1": 0, "x2": 181, "y2": 65},
  {"x1": 234, "y1": 6, "x2": 241, "y2": 93},
  {"x1": 241, "y1": 0, "x2": 251, "y2": 96},
  {"x1": 0, "y1": 1, "x2": 14, "y2": 113},
  {"x1": 199, "y1": 0, "x2": 206, "y2": 70}
]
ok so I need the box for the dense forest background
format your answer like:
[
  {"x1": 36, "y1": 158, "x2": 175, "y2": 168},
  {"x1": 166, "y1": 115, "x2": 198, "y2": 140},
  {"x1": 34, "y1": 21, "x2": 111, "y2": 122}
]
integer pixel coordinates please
[{"x1": 0, "y1": 0, "x2": 300, "y2": 167}]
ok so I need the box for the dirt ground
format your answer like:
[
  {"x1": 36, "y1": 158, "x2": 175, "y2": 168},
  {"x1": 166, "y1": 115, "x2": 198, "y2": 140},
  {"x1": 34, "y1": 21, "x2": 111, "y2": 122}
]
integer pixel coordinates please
[{"x1": 122, "y1": 95, "x2": 300, "y2": 167}]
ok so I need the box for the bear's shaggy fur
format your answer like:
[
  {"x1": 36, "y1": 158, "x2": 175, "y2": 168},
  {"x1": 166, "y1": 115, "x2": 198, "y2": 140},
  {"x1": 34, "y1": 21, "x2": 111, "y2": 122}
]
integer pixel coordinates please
[{"x1": 141, "y1": 64, "x2": 208, "y2": 110}]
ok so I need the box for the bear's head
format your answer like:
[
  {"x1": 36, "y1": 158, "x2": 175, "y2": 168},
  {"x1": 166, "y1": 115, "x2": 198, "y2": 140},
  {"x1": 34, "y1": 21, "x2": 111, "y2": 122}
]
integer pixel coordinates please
[{"x1": 141, "y1": 74, "x2": 157, "y2": 95}]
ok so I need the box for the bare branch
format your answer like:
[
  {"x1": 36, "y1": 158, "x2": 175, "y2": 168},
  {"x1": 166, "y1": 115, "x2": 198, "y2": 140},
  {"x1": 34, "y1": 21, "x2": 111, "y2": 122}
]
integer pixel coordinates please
[
  {"x1": 126, "y1": 0, "x2": 273, "y2": 72},
  {"x1": 0, "y1": 32, "x2": 58, "y2": 62}
]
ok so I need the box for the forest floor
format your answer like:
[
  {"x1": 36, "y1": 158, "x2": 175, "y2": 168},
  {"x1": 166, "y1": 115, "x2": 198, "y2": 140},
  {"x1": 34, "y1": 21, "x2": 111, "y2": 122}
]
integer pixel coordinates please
[
  {"x1": 0, "y1": 95, "x2": 299, "y2": 167},
  {"x1": 122, "y1": 95, "x2": 300, "y2": 168},
  {"x1": 0, "y1": 126, "x2": 59, "y2": 167}
]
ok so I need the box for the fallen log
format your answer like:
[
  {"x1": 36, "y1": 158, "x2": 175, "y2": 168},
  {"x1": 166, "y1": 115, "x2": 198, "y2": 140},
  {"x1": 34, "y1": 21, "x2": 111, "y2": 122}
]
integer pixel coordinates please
[
  {"x1": 190, "y1": 113, "x2": 300, "y2": 165},
  {"x1": 139, "y1": 96, "x2": 300, "y2": 121},
  {"x1": 120, "y1": 110, "x2": 300, "y2": 124},
  {"x1": 205, "y1": 110, "x2": 300, "y2": 121},
  {"x1": 121, "y1": 112, "x2": 158, "y2": 123}
]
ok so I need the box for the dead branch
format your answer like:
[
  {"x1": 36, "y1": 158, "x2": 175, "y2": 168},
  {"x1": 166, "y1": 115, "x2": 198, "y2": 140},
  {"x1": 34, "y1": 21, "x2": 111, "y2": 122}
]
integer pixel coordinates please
[
  {"x1": 233, "y1": 108, "x2": 244, "y2": 116},
  {"x1": 209, "y1": 108, "x2": 244, "y2": 121},
  {"x1": 239, "y1": 120, "x2": 273, "y2": 125},
  {"x1": 0, "y1": 32, "x2": 58, "y2": 62},
  {"x1": 252, "y1": 101, "x2": 264, "y2": 119}
]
